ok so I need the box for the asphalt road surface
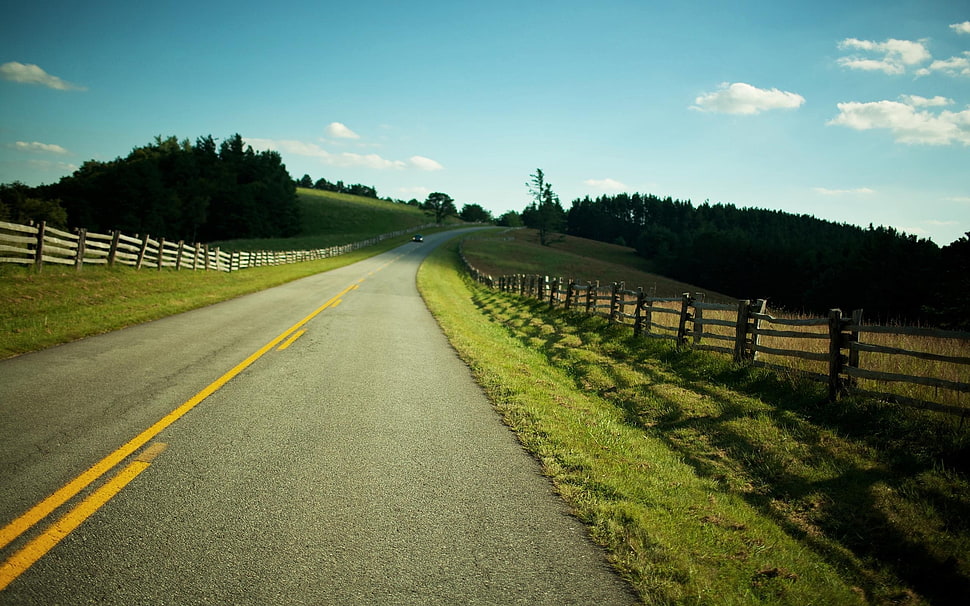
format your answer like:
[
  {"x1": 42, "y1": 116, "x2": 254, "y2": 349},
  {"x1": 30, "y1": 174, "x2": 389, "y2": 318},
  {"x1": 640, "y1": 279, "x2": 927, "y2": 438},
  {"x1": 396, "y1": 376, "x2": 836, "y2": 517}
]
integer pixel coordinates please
[{"x1": 0, "y1": 230, "x2": 638, "y2": 605}]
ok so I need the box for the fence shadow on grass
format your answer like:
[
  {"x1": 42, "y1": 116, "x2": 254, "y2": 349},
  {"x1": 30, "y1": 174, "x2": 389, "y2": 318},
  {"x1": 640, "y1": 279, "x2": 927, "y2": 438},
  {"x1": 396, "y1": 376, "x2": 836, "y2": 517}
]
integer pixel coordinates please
[{"x1": 470, "y1": 285, "x2": 970, "y2": 605}]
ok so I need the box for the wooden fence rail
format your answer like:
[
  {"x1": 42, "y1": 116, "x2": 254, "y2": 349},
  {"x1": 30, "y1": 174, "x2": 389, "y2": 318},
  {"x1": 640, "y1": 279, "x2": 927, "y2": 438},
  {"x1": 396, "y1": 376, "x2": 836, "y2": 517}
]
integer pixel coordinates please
[
  {"x1": 0, "y1": 220, "x2": 434, "y2": 274},
  {"x1": 459, "y1": 245, "x2": 970, "y2": 415}
]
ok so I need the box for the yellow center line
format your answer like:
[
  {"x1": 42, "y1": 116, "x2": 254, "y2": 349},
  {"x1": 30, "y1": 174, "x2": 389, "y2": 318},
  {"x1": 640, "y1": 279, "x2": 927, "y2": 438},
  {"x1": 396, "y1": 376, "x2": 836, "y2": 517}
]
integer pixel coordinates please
[
  {"x1": 0, "y1": 282, "x2": 358, "y2": 551},
  {"x1": 276, "y1": 329, "x2": 306, "y2": 351},
  {"x1": 0, "y1": 459, "x2": 151, "y2": 591}
]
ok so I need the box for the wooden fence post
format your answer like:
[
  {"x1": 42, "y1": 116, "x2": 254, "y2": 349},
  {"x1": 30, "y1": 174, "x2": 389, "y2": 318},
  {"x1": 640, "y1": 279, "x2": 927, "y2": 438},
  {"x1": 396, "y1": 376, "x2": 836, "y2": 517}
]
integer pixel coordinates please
[
  {"x1": 676, "y1": 292, "x2": 693, "y2": 347},
  {"x1": 692, "y1": 296, "x2": 703, "y2": 345},
  {"x1": 733, "y1": 300, "x2": 750, "y2": 363},
  {"x1": 749, "y1": 299, "x2": 767, "y2": 361},
  {"x1": 136, "y1": 234, "x2": 149, "y2": 270},
  {"x1": 828, "y1": 308, "x2": 845, "y2": 401},
  {"x1": 175, "y1": 240, "x2": 185, "y2": 270},
  {"x1": 74, "y1": 227, "x2": 87, "y2": 272},
  {"x1": 586, "y1": 281, "x2": 596, "y2": 314},
  {"x1": 564, "y1": 280, "x2": 574, "y2": 311},
  {"x1": 33, "y1": 220, "x2": 46, "y2": 273},
  {"x1": 107, "y1": 230, "x2": 121, "y2": 267}
]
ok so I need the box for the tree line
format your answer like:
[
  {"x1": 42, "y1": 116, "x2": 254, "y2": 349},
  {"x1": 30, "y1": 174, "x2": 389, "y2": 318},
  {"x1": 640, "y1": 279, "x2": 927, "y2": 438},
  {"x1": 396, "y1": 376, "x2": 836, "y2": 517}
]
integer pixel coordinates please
[
  {"x1": 561, "y1": 191, "x2": 968, "y2": 328},
  {"x1": 1, "y1": 134, "x2": 302, "y2": 243}
]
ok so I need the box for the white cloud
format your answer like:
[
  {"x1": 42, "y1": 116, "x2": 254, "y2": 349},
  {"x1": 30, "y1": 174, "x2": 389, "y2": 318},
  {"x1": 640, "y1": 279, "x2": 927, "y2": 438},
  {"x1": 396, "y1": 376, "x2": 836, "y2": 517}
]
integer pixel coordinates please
[
  {"x1": 899, "y1": 94, "x2": 953, "y2": 107},
  {"x1": 0, "y1": 62, "x2": 85, "y2": 90},
  {"x1": 918, "y1": 51, "x2": 970, "y2": 78},
  {"x1": 828, "y1": 96, "x2": 970, "y2": 145},
  {"x1": 326, "y1": 122, "x2": 360, "y2": 139},
  {"x1": 813, "y1": 187, "x2": 875, "y2": 196},
  {"x1": 691, "y1": 82, "x2": 805, "y2": 115},
  {"x1": 409, "y1": 155, "x2": 443, "y2": 171},
  {"x1": 245, "y1": 137, "x2": 416, "y2": 169},
  {"x1": 837, "y1": 38, "x2": 931, "y2": 74},
  {"x1": 944, "y1": 196, "x2": 970, "y2": 203},
  {"x1": 584, "y1": 178, "x2": 628, "y2": 192},
  {"x1": 13, "y1": 141, "x2": 69, "y2": 154},
  {"x1": 951, "y1": 21, "x2": 970, "y2": 35}
]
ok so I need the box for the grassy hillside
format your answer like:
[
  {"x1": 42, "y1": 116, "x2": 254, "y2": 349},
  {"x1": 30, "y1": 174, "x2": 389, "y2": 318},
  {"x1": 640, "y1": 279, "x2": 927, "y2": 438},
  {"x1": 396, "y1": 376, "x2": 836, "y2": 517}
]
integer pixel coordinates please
[
  {"x1": 462, "y1": 228, "x2": 736, "y2": 303},
  {"x1": 209, "y1": 188, "x2": 434, "y2": 251},
  {"x1": 420, "y1": 237, "x2": 970, "y2": 605}
]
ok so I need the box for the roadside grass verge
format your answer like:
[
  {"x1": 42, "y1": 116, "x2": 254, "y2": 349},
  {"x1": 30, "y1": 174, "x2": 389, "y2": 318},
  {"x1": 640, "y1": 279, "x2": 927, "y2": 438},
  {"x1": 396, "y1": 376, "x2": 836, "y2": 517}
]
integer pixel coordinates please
[
  {"x1": 0, "y1": 235, "x2": 414, "y2": 359},
  {"x1": 418, "y1": 238, "x2": 970, "y2": 605}
]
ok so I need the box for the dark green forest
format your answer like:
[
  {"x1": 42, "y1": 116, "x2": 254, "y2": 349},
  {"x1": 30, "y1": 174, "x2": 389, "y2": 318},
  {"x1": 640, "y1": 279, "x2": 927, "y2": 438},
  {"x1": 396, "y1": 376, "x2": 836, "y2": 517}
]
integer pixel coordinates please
[
  {"x1": 563, "y1": 193, "x2": 970, "y2": 329},
  {"x1": 2, "y1": 134, "x2": 302, "y2": 243}
]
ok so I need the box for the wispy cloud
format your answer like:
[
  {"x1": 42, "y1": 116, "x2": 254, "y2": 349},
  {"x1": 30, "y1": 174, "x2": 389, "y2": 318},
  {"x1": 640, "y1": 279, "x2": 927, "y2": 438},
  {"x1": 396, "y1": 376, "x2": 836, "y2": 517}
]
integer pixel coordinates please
[
  {"x1": 944, "y1": 196, "x2": 970, "y2": 203},
  {"x1": 326, "y1": 122, "x2": 360, "y2": 139},
  {"x1": 0, "y1": 62, "x2": 85, "y2": 90},
  {"x1": 691, "y1": 82, "x2": 804, "y2": 115},
  {"x1": 828, "y1": 95, "x2": 970, "y2": 145},
  {"x1": 245, "y1": 137, "x2": 443, "y2": 172},
  {"x1": 409, "y1": 155, "x2": 443, "y2": 171},
  {"x1": 899, "y1": 94, "x2": 953, "y2": 107},
  {"x1": 951, "y1": 21, "x2": 970, "y2": 35},
  {"x1": 837, "y1": 38, "x2": 931, "y2": 75},
  {"x1": 813, "y1": 187, "x2": 875, "y2": 196},
  {"x1": 917, "y1": 52, "x2": 970, "y2": 78},
  {"x1": 13, "y1": 141, "x2": 69, "y2": 154},
  {"x1": 584, "y1": 178, "x2": 628, "y2": 192}
]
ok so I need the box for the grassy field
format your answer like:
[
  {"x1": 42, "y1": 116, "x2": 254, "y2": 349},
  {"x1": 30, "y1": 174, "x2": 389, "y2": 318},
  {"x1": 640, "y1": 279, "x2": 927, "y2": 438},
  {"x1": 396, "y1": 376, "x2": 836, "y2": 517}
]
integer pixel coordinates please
[
  {"x1": 208, "y1": 188, "x2": 434, "y2": 251},
  {"x1": 463, "y1": 229, "x2": 970, "y2": 414},
  {"x1": 462, "y1": 228, "x2": 736, "y2": 303},
  {"x1": 421, "y1": 236, "x2": 970, "y2": 605},
  {"x1": 0, "y1": 190, "x2": 439, "y2": 359}
]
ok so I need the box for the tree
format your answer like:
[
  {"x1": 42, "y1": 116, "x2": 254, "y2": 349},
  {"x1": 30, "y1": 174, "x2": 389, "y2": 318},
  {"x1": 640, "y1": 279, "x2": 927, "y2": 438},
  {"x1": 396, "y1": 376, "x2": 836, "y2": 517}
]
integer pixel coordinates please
[
  {"x1": 0, "y1": 182, "x2": 68, "y2": 227},
  {"x1": 459, "y1": 203, "x2": 492, "y2": 223},
  {"x1": 422, "y1": 192, "x2": 456, "y2": 224},
  {"x1": 298, "y1": 174, "x2": 313, "y2": 188},
  {"x1": 523, "y1": 168, "x2": 565, "y2": 245},
  {"x1": 496, "y1": 210, "x2": 523, "y2": 227}
]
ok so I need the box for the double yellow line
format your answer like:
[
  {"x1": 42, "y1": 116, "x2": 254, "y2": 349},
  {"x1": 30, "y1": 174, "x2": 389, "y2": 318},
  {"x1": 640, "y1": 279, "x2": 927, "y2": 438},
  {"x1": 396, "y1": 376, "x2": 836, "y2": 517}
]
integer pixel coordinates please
[{"x1": 0, "y1": 281, "x2": 359, "y2": 590}]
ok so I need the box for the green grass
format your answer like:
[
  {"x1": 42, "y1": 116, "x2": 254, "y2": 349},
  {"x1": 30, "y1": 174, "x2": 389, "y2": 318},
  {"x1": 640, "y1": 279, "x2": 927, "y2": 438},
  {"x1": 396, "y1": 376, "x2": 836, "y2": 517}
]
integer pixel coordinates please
[
  {"x1": 463, "y1": 229, "x2": 735, "y2": 303},
  {"x1": 1, "y1": 189, "x2": 447, "y2": 358},
  {"x1": 209, "y1": 188, "x2": 434, "y2": 251},
  {"x1": 419, "y1": 237, "x2": 970, "y2": 605},
  {"x1": 0, "y1": 235, "x2": 415, "y2": 359}
]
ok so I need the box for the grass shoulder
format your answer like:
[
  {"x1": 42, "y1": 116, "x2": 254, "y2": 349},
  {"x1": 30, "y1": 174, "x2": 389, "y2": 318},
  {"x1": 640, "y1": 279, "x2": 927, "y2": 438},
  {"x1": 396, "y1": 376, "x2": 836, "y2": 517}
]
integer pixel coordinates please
[
  {"x1": 0, "y1": 235, "x2": 416, "y2": 359},
  {"x1": 417, "y1": 237, "x2": 970, "y2": 605}
]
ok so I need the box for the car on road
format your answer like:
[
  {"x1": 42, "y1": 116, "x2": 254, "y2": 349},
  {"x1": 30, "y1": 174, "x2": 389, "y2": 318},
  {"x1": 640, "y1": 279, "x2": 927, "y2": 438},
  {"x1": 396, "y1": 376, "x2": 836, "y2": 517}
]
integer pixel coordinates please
[{"x1": 411, "y1": 234, "x2": 424, "y2": 242}]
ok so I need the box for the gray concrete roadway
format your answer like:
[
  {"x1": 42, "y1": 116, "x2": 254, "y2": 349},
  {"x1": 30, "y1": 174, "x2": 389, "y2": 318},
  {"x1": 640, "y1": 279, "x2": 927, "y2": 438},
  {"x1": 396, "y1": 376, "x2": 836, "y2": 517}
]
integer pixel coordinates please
[{"x1": 0, "y1": 229, "x2": 639, "y2": 604}]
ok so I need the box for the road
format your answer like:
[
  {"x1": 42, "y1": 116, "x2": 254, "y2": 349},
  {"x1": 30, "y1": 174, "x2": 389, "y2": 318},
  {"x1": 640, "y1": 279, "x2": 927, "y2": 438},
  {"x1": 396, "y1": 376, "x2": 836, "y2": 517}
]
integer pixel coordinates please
[{"x1": 0, "y1": 230, "x2": 638, "y2": 605}]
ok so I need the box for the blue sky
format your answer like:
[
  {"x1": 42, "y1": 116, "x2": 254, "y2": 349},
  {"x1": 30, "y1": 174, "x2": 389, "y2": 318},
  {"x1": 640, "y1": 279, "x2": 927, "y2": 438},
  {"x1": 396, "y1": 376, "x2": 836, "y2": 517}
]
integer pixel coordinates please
[{"x1": 2, "y1": 0, "x2": 969, "y2": 245}]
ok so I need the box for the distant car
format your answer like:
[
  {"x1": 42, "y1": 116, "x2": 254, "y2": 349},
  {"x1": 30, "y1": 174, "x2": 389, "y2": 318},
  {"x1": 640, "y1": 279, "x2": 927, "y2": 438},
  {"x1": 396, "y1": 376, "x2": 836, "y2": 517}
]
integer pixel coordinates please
[{"x1": 411, "y1": 234, "x2": 424, "y2": 242}]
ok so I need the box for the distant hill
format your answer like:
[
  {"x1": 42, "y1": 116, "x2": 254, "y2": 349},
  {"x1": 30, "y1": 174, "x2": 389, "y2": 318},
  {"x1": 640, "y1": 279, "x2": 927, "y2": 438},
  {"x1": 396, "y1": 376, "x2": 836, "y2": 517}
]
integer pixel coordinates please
[
  {"x1": 209, "y1": 188, "x2": 435, "y2": 251},
  {"x1": 461, "y1": 228, "x2": 735, "y2": 303}
]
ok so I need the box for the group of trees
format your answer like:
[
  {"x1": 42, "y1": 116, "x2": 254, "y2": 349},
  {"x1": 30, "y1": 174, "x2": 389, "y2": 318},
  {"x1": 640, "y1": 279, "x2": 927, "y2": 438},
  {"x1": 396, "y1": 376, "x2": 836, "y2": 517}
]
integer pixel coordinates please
[
  {"x1": 556, "y1": 191, "x2": 967, "y2": 328},
  {"x1": 4, "y1": 134, "x2": 302, "y2": 243},
  {"x1": 296, "y1": 174, "x2": 379, "y2": 199}
]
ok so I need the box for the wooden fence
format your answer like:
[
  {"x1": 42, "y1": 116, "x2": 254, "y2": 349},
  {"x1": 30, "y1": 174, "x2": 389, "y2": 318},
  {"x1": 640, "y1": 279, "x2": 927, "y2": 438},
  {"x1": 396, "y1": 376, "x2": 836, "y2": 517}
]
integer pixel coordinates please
[
  {"x1": 460, "y1": 251, "x2": 970, "y2": 415},
  {"x1": 0, "y1": 220, "x2": 434, "y2": 273}
]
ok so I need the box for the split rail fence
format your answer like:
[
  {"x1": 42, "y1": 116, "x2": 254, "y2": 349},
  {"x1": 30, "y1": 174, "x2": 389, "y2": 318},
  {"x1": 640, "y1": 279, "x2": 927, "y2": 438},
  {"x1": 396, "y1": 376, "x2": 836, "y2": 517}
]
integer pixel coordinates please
[
  {"x1": 460, "y1": 250, "x2": 970, "y2": 416},
  {"x1": 0, "y1": 220, "x2": 433, "y2": 273}
]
